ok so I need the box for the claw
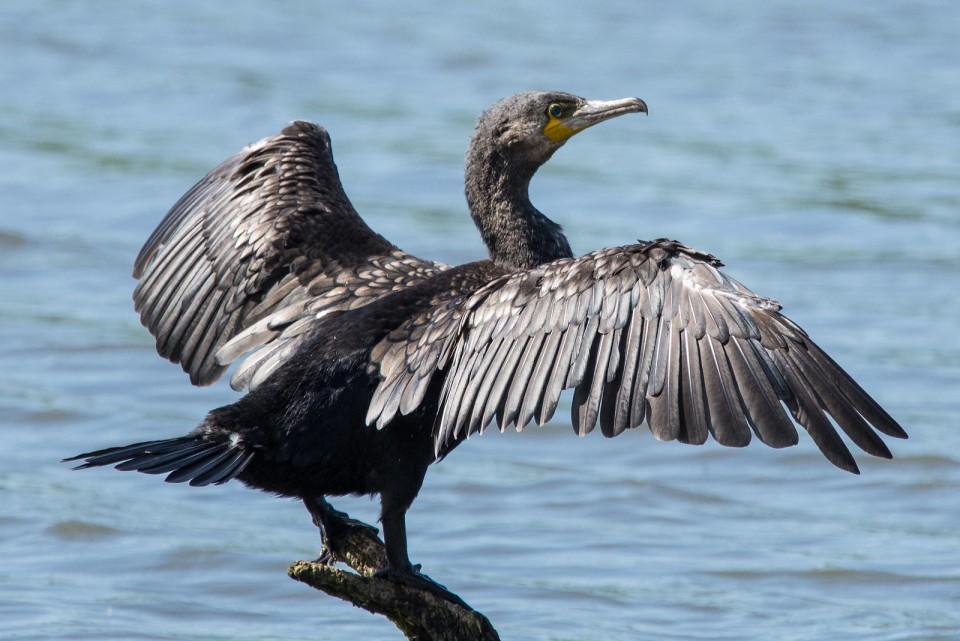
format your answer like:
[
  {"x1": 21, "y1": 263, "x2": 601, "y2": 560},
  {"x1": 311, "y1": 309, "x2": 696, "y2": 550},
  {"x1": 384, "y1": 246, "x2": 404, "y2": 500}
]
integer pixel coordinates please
[
  {"x1": 314, "y1": 547, "x2": 337, "y2": 566},
  {"x1": 305, "y1": 497, "x2": 380, "y2": 565},
  {"x1": 317, "y1": 519, "x2": 381, "y2": 565}
]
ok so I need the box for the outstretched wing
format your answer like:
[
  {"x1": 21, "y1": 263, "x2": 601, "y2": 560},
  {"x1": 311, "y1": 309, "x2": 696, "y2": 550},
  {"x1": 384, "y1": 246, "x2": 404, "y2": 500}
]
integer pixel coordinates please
[
  {"x1": 133, "y1": 121, "x2": 445, "y2": 389},
  {"x1": 368, "y1": 239, "x2": 906, "y2": 473}
]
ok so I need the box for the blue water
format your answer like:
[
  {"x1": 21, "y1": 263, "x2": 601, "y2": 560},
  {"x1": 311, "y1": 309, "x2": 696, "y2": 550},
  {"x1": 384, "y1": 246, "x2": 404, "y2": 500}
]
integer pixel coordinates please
[{"x1": 2, "y1": 2, "x2": 959, "y2": 639}]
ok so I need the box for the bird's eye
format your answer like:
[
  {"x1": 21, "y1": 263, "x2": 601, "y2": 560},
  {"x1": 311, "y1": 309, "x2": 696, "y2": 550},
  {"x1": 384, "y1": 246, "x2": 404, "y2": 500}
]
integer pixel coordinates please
[{"x1": 547, "y1": 103, "x2": 564, "y2": 119}]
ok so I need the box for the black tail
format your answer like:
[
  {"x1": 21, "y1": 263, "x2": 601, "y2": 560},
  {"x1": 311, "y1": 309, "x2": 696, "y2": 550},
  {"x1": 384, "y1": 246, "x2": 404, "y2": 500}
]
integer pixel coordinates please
[{"x1": 65, "y1": 436, "x2": 254, "y2": 487}]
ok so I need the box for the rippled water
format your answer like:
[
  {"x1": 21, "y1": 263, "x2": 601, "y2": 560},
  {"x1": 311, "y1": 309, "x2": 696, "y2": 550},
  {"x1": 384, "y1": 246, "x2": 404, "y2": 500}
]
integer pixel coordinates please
[{"x1": 2, "y1": 2, "x2": 959, "y2": 640}]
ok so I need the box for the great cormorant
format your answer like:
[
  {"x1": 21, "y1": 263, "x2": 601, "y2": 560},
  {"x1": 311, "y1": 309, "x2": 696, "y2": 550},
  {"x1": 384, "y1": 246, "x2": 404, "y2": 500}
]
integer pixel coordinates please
[{"x1": 68, "y1": 91, "x2": 906, "y2": 594}]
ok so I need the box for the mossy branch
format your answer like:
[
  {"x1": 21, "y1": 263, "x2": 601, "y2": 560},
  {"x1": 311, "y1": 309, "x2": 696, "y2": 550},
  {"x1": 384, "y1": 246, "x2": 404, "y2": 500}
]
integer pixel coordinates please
[{"x1": 287, "y1": 523, "x2": 500, "y2": 641}]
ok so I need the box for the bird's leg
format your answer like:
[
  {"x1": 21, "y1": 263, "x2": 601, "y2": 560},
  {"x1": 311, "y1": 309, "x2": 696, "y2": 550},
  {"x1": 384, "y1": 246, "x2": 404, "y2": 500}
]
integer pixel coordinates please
[
  {"x1": 374, "y1": 499, "x2": 470, "y2": 608},
  {"x1": 303, "y1": 495, "x2": 379, "y2": 566}
]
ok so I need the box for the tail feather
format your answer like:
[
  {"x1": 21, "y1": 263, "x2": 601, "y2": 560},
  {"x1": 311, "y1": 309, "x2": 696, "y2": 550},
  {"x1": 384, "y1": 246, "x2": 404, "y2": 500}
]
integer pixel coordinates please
[
  {"x1": 164, "y1": 446, "x2": 245, "y2": 484},
  {"x1": 114, "y1": 442, "x2": 212, "y2": 473},
  {"x1": 191, "y1": 448, "x2": 254, "y2": 486},
  {"x1": 65, "y1": 436, "x2": 254, "y2": 487},
  {"x1": 67, "y1": 439, "x2": 177, "y2": 467}
]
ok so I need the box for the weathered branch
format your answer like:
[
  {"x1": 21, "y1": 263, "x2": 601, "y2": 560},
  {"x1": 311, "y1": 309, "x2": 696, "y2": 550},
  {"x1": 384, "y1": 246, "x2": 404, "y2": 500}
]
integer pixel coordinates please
[{"x1": 288, "y1": 523, "x2": 500, "y2": 640}]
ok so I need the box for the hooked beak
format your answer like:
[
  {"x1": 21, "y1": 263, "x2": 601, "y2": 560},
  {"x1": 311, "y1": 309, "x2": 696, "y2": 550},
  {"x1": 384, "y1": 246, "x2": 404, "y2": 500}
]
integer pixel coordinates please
[
  {"x1": 545, "y1": 97, "x2": 648, "y2": 143},
  {"x1": 570, "y1": 97, "x2": 648, "y2": 128}
]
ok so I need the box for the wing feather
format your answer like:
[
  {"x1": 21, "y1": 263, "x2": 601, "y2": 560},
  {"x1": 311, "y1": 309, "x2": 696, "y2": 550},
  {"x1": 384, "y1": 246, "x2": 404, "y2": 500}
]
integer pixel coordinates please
[
  {"x1": 567, "y1": 314, "x2": 602, "y2": 390},
  {"x1": 678, "y1": 329, "x2": 709, "y2": 444},
  {"x1": 518, "y1": 329, "x2": 564, "y2": 432},
  {"x1": 504, "y1": 332, "x2": 548, "y2": 430},
  {"x1": 469, "y1": 335, "x2": 514, "y2": 431},
  {"x1": 571, "y1": 329, "x2": 608, "y2": 436},
  {"x1": 787, "y1": 347, "x2": 892, "y2": 458},
  {"x1": 134, "y1": 121, "x2": 443, "y2": 388},
  {"x1": 773, "y1": 349, "x2": 860, "y2": 473},
  {"x1": 541, "y1": 324, "x2": 581, "y2": 425},
  {"x1": 366, "y1": 239, "x2": 905, "y2": 471},
  {"x1": 610, "y1": 302, "x2": 646, "y2": 436},
  {"x1": 647, "y1": 324, "x2": 682, "y2": 442}
]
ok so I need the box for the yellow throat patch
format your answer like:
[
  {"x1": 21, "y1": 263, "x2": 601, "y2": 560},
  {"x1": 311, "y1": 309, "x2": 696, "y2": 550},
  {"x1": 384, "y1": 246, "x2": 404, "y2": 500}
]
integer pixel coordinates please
[{"x1": 543, "y1": 117, "x2": 578, "y2": 143}]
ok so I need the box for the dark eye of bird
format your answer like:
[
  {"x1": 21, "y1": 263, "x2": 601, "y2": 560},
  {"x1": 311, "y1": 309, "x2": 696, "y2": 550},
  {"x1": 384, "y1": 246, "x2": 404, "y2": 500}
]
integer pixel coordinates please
[{"x1": 548, "y1": 103, "x2": 564, "y2": 118}]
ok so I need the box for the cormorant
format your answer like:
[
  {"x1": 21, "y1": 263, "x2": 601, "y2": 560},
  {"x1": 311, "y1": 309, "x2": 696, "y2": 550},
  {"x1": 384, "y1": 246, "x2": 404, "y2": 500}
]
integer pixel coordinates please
[{"x1": 68, "y1": 91, "x2": 906, "y2": 595}]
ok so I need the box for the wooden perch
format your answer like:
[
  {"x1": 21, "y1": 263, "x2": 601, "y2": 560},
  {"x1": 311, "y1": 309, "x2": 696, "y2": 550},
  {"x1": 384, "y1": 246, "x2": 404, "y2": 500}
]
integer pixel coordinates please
[{"x1": 288, "y1": 523, "x2": 500, "y2": 640}]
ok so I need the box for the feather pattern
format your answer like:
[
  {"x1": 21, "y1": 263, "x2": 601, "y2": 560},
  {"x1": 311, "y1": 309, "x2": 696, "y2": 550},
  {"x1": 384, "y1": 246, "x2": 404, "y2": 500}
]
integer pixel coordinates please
[
  {"x1": 366, "y1": 239, "x2": 905, "y2": 472},
  {"x1": 132, "y1": 121, "x2": 444, "y2": 389},
  {"x1": 65, "y1": 437, "x2": 254, "y2": 488}
]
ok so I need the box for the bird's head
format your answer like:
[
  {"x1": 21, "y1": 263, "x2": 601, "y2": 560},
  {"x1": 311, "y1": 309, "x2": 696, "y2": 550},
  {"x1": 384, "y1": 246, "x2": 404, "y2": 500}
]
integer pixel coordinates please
[
  {"x1": 472, "y1": 91, "x2": 648, "y2": 168},
  {"x1": 465, "y1": 91, "x2": 648, "y2": 268}
]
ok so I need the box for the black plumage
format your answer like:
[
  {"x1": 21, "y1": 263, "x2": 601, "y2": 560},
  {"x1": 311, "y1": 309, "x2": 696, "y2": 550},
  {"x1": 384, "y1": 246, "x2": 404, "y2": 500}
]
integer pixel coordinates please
[{"x1": 68, "y1": 91, "x2": 906, "y2": 593}]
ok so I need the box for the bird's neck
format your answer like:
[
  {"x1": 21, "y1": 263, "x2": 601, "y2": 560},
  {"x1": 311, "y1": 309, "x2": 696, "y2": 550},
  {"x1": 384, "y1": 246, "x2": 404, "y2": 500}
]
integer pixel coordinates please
[{"x1": 464, "y1": 145, "x2": 573, "y2": 271}]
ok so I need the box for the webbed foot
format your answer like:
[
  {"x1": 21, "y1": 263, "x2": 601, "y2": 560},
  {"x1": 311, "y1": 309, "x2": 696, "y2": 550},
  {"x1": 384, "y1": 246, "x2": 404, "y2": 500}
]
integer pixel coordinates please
[{"x1": 374, "y1": 566, "x2": 470, "y2": 609}]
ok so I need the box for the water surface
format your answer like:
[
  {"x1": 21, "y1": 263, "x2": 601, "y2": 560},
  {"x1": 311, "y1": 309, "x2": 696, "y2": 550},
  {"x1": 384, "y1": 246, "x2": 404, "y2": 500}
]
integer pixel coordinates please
[{"x1": 2, "y1": 2, "x2": 958, "y2": 640}]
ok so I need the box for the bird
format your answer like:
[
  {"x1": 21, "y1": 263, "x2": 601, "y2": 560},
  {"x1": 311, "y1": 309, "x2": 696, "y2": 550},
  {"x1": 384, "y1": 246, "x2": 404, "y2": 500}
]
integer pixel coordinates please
[{"x1": 68, "y1": 91, "x2": 906, "y2": 597}]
